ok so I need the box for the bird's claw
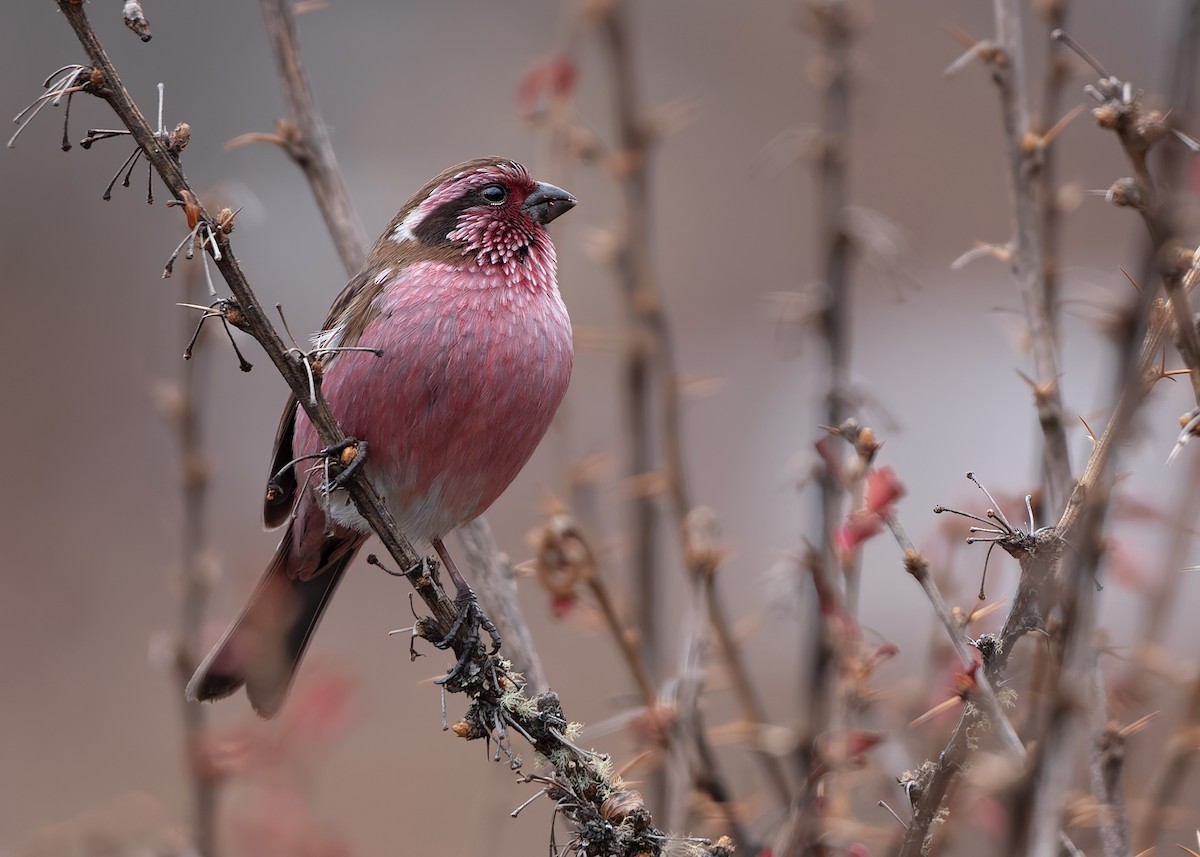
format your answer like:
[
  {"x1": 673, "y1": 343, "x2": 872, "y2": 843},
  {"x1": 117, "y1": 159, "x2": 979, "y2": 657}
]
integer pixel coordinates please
[
  {"x1": 434, "y1": 587, "x2": 502, "y2": 687},
  {"x1": 323, "y1": 438, "x2": 368, "y2": 492}
]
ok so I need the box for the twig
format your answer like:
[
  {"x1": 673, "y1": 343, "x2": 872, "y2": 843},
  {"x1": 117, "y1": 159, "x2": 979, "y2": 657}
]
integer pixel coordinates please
[
  {"x1": 1033, "y1": 0, "x2": 1072, "y2": 509},
  {"x1": 257, "y1": 0, "x2": 369, "y2": 274},
  {"x1": 596, "y1": 0, "x2": 665, "y2": 692},
  {"x1": 810, "y1": 0, "x2": 858, "y2": 605},
  {"x1": 48, "y1": 7, "x2": 709, "y2": 854},
  {"x1": 887, "y1": 519, "x2": 1023, "y2": 757},
  {"x1": 1087, "y1": 666, "x2": 1131, "y2": 857},
  {"x1": 533, "y1": 514, "x2": 656, "y2": 708},
  {"x1": 1135, "y1": 668, "x2": 1200, "y2": 851},
  {"x1": 456, "y1": 518, "x2": 549, "y2": 696},
  {"x1": 594, "y1": 0, "x2": 793, "y2": 811},
  {"x1": 987, "y1": 0, "x2": 1073, "y2": 517}
]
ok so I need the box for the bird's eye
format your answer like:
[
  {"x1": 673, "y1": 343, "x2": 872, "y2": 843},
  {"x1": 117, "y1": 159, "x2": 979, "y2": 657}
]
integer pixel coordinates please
[{"x1": 480, "y1": 184, "x2": 508, "y2": 204}]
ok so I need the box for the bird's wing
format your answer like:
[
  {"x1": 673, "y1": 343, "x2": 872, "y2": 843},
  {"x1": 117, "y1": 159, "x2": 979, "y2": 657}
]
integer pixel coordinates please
[
  {"x1": 262, "y1": 267, "x2": 383, "y2": 529},
  {"x1": 263, "y1": 391, "x2": 300, "y2": 529}
]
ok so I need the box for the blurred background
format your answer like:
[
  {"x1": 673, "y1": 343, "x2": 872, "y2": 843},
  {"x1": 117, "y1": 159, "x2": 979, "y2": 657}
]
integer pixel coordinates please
[{"x1": 3, "y1": 1, "x2": 1199, "y2": 855}]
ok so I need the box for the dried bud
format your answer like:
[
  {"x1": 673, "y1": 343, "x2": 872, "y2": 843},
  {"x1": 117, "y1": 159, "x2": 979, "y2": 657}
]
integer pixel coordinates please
[
  {"x1": 855, "y1": 426, "x2": 881, "y2": 462},
  {"x1": 902, "y1": 548, "x2": 927, "y2": 581},
  {"x1": 170, "y1": 122, "x2": 191, "y2": 153},
  {"x1": 89, "y1": 67, "x2": 105, "y2": 88},
  {"x1": 1105, "y1": 177, "x2": 1143, "y2": 209},
  {"x1": 216, "y1": 207, "x2": 236, "y2": 234},
  {"x1": 1136, "y1": 110, "x2": 1170, "y2": 146},
  {"x1": 451, "y1": 719, "x2": 484, "y2": 739},
  {"x1": 683, "y1": 507, "x2": 724, "y2": 578},
  {"x1": 1092, "y1": 103, "x2": 1120, "y2": 129},
  {"x1": 1020, "y1": 131, "x2": 1042, "y2": 155}
]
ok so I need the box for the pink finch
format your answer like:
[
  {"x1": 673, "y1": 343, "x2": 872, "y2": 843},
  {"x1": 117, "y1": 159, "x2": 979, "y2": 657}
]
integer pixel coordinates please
[{"x1": 186, "y1": 158, "x2": 576, "y2": 717}]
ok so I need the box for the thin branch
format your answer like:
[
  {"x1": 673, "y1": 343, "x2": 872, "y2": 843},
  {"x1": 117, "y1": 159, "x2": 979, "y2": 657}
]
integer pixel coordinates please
[
  {"x1": 887, "y1": 520, "x2": 1023, "y2": 757},
  {"x1": 456, "y1": 518, "x2": 549, "y2": 696},
  {"x1": 811, "y1": 0, "x2": 857, "y2": 599},
  {"x1": 257, "y1": 0, "x2": 369, "y2": 274},
  {"x1": 988, "y1": 0, "x2": 1073, "y2": 517},
  {"x1": 1087, "y1": 666, "x2": 1131, "y2": 857},
  {"x1": 594, "y1": 0, "x2": 793, "y2": 812},
  {"x1": 596, "y1": 0, "x2": 664, "y2": 696},
  {"x1": 1135, "y1": 668, "x2": 1200, "y2": 851}
]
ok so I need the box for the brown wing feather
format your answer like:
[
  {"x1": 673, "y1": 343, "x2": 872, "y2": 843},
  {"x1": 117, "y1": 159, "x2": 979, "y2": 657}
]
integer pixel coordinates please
[
  {"x1": 264, "y1": 392, "x2": 300, "y2": 529},
  {"x1": 262, "y1": 268, "x2": 377, "y2": 529}
]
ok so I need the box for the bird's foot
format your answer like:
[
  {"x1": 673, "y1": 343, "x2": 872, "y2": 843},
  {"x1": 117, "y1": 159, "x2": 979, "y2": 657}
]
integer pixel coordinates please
[
  {"x1": 434, "y1": 587, "x2": 502, "y2": 688},
  {"x1": 323, "y1": 438, "x2": 368, "y2": 492}
]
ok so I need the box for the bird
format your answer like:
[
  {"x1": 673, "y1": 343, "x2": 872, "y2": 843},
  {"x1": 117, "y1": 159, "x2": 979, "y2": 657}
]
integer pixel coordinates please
[{"x1": 185, "y1": 157, "x2": 576, "y2": 717}]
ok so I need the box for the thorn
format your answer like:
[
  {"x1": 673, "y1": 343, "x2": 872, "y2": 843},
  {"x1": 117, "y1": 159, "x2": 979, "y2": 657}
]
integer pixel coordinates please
[
  {"x1": 8, "y1": 65, "x2": 91, "y2": 149},
  {"x1": 1051, "y1": 29, "x2": 1110, "y2": 79},
  {"x1": 944, "y1": 39, "x2": 999, "y2": 77},
  {"x1": 877, "y1": 800, "x2": 909, "y2": 830}
]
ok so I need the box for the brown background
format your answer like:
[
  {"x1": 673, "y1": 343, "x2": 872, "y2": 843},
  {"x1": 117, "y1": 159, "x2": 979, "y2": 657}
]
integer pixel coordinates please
[{"x1": 2, "y1": 1, "x2": 1197, "y2": 855}]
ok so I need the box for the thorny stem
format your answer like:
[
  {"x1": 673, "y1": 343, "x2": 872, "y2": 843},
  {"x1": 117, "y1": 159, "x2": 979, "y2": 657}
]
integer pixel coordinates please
[
  {"x1": 886, "y1": 519, "x2": 1023, "y2": 756},
  {"x1": 1086, "y1": 667, "x2": 1130, "y2": 857},
  {"x1": 813, "y1": 0, "x2": 856, "y2": 603},
  {"x1": 597, "y1": 0, "x2": 664, "y2": 695},
  {"x1": 258, "y1": 0, "x2": 369, "y2": 274},
  {"x1": 595, "y1": 0, "x2": 793, "y2": 813},
  {"x1": 49, "y1": 6, "x2": 709, "y2": 855},
  {"x1": 990, "y1": 0, "x2": 1072, "y2": 518},
  {"x1": 795, "y1": 5, "x2": 860, "y2": 852},
  {"x1": 1033, "y1": 0, "x2": 1071, "y2": 508},
  {"x1": 900, "y1": 19, "x2": 1200, "y2": 848},
  {"x1": 1135, "y1": 667, "x2": 1200, "y2": 851}
]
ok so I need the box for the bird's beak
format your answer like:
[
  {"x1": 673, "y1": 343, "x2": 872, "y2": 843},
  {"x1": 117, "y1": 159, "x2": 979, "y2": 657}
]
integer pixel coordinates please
[{"x1": 522, "y1": 182, "x2": 577, "y2": 225}]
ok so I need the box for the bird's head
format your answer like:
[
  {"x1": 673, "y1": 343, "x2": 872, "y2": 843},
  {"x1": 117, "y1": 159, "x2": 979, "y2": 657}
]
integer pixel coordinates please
[{"x1": 378, "y1": 158, "x2": 576, "y2": 271}]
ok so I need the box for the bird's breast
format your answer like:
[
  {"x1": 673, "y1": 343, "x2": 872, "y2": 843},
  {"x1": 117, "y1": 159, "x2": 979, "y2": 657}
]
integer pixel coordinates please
[{"x1": 303, "y1": 262, "x2": 572, "y2": 541}]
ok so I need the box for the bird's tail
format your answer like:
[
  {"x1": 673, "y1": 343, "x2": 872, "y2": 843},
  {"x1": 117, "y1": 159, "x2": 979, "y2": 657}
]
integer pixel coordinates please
[{"x1": 185, "y1": 527, "x2": 360, "y2": 718}]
